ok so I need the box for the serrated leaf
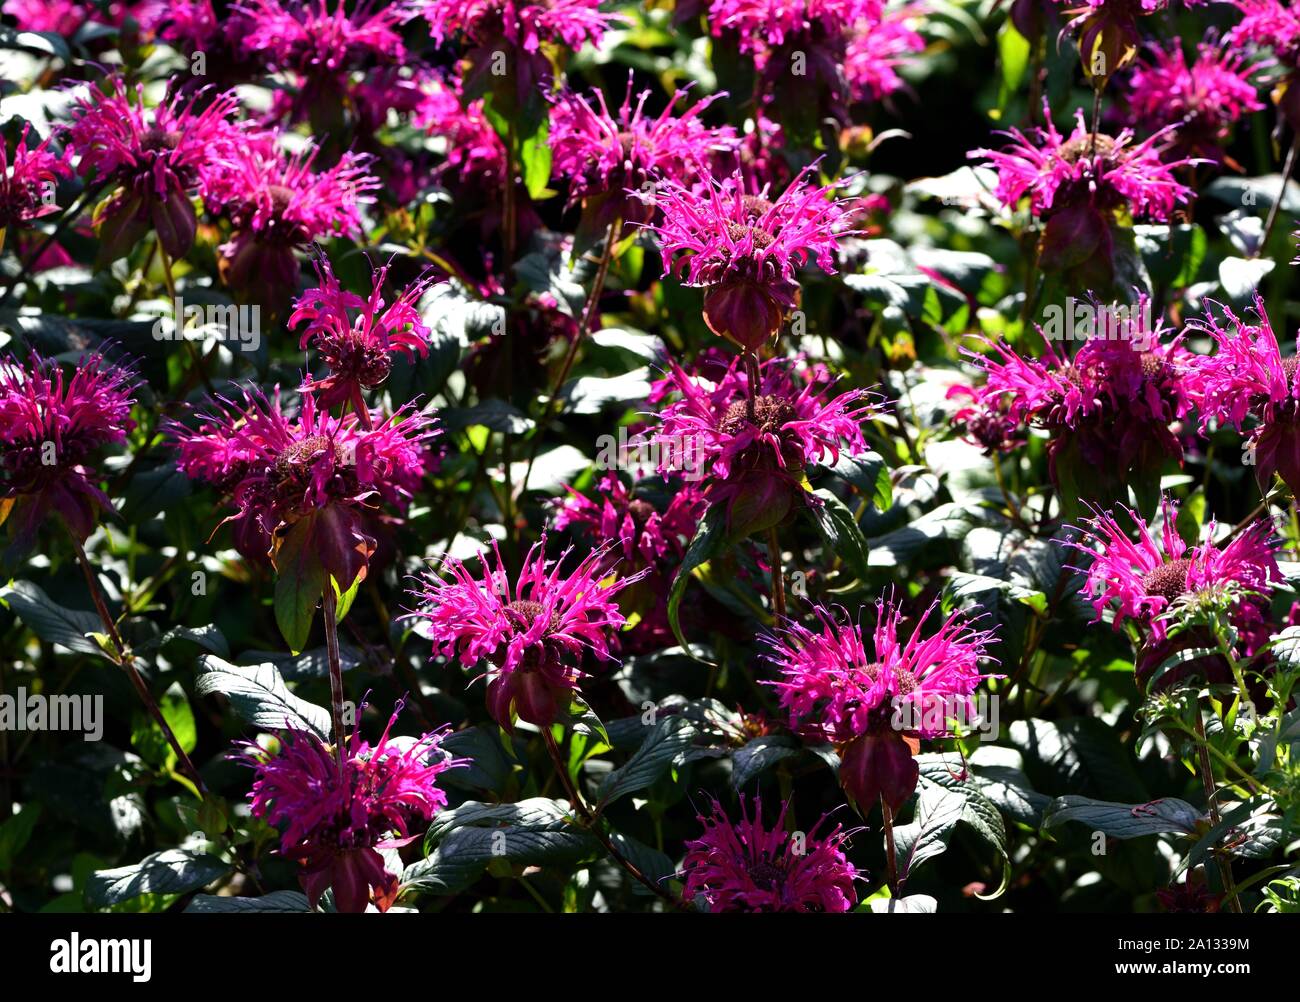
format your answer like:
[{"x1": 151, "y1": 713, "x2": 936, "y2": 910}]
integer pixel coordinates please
[
  {"x1": 86, "y1": 849, "x2": 229, "y2": 909},
  {"x1": 1042, "y1": 796, "x2": 1204, "y2": 839},
  {"x1": 598, "y1": 715, "x2": 696, "y2": 807},
  {"x1": 194, "y1": 656, "x2": 330, "y2": 738}
]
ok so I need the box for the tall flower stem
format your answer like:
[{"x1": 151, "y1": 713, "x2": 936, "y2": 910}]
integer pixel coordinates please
[
  {"x1": 520, "y1": 217, "x2": 622, "y2": 507},
  {"x1": 68, "y1": 531, "x2": 207, "y2": 797},
  {"x1": 767, "y1": 527, "x2": 787, "y2": 621},
  {"x1": 1192, "y1": 710, "x2": 1242, "y2": 913},
  {"x1": 540, "y1": 727, "x2": 685, "y2": 909},
  {"x1": 881, "y1": 798, "x2": 899, "y2": 895},
  {"x1": 321, "y1": 585, "x2": 348, "y2": 772},
  {"x1": 1261, "y1": 134, "x2": 1300, "y2": 256}
]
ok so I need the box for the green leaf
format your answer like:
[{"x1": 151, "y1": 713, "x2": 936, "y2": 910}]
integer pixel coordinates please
[
  {"x1": 598, "y1": 715, "x2": 697, "y2": 808},
  {"x1": 666, "y1": 506, "x2": 727, "y2": 663},
  {"x1": 0, "y1": 580, "x2": 110, "y2": 659},
  {"x1": 272, "y1": 517, "x2": 324, "y2": 654},
  {"x1": 806, "y1": 488, "x2": 871, "y2": 580},
  {"x1": 130, "y1": 682, "x2": 196, "y2": 770},
  {"x1": 441, "y1": 725, "x2": 516, "y2": 792},
  {"x1": 823, "y1": 451, "x2": 892, "y2": 511},
  {"x1": 519, "y1": 117, "x2": 552, "y2": 199},
  {"x1": 1042, "y1": 796, "x2": 1204, "y2": 839},
  {"x1": 731, "y1": 735, "x2": 799, "y2": 790},
  {"x1": 894, "y1": 779, "x2": 966, "y2": 882},
  {"x1": 194, "y1": 656, "x2": 331, "y2": 738},
  {"x1": 0, "y1": 803, "x2": 41, "y2": 872},
  {"x1": 86, "y1": 849, "x2": 229, "y2": 909},
  {"x1": 184, "y1": 891, "x2": 313, "y2": 913},
  {"x1": 607, "y1": 831, "x2": 675, "y2": 898},
  {"x1": 996, "y1": 21, "x2": 1031, "y2": 113}
]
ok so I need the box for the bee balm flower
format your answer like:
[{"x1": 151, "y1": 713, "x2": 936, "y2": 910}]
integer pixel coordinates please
[
  {"x1": 407, "y1": 538, "x2": 645, "y2": 731},
  {"x1": 681, "y1": 796, "x2": 860, "y2": 913},
  {"x1": 236, "y1": 698, "x2": 461, "y2": 913},
  {"x1": 764, "y1": 596, "x2": 997, "y2": 810}
]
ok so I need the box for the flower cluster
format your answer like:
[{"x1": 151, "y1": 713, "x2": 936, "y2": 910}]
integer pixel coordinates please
[
  {"x1": 407, "y1": 539, "x2": 646, "y2": 730},
  {"x1": 765, "y1": 596, "x2": 997, "y2": 809},
  {"x1": 0, "y1": 350, "x2": 137, "y2": 554},
  {"x1": 236, "y1": 698, "x2": 460, "y2": 913},
  {"x1": 681, "y1": 796, "x2": 860, "y2": 912}
]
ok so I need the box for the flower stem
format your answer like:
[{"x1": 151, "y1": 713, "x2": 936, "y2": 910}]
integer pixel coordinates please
[
  {"x1": 540, "y1": 727, "x2": 684, "y2": 909},
  {"x1": 520, "y1": 217, "x2": 622, "y2": 508},
  {"x1": 766, "y1": 527, "x2": 786, "y2": 622},
  {"x1": 881, "y1": 798, "x2": 899, "y2": 895},
  {"x1": 1193, "y1": 709, "x2": 1242, "y2": 913},
  {"x1": 321, "y1": 585, "x2": 348, "y2": 772},
  {"x1": 349, "y1": 382, "x2": 373, "y2": 431},
  {"x1": 68, "y1": 531, "x2": 207, "y2": 797},
  {"x1": 1261, "y1": 134, "x2": 1300, "y2": 256}
]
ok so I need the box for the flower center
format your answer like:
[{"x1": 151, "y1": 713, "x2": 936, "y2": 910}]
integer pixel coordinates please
[
  {"x1": 267, "y1": 184, "x2": 297, "y2": 215},
  {"x1": 1283, "y1": 356, "x2": 1300, "y2": 383},
  {"x1": 746, "y1": 859, "x2": 787, "y2": 891},
  {"x1": 723, "y1": 220, "x2": 776, "y2": 250},
  {"x1": 1058, "y1": 134, "x2": 1117, "y2": 165},
  {"x1": 142, "y1": 126, "x2": 182, "y2": 152},
  {"x1": 626, "y1": 499, "x2": 656, "y2": 526},
  {"x1": 720, "y1": 394, "x2": 797, "y2": 437},
  {"x1": 274, "y1": 434, "x2": 340, "y2": 472},
  {"x1": 504, "y1": 599, "x2": 559, "y2": 635},
  {"x1": 741, "y1": 195, "x2": 775, "y2": 219},
  {"x1": 1140, "y1": 557, "x2": 1192, "y2": 601},
  {"x1": 1139, "y1": 352, "x2": 1167, "y2": 380}
]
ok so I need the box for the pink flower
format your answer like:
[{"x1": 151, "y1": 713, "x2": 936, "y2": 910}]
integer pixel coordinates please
[
  {"x1": 413, "y1": 78, "x2": 509, "y2": 193},
  {"x1": 552, "y1": 474, "x2": 708, "y2": 643},
  {"x1": 67, "y1": 79, "x2": 247, "y2": 260},
  {"x1": 407, "y1": 537, "x2": 646, "y2": 731},
  {"x1": 1125, "y1": 43, "x2": 1265, "y2": 165},
  {"x1": 550, "y1": 76, "x2": 739, "y2": 226},
  {"x1": 1071, "y1": 497, "x2": 1281, "y2": 647},
  {"x1": 972, "y1": 107, "x2": 1193, "y2": 219},
  {"x1": 961, "y1": 298, "x2": 1196, "y2": 500},
  {"x1": 234, "y1": 0, "x2": 413, "y2": 73},
  {"x1": 169, "y1": 386, "x2": 436, "y2": 585},
  {"x1": 421, "y1": 0, "x2": 624, "y2": 97},
  {"x1": 1229, "y1": 0, "x2": 1300, "y2": 67},
  {"x1": 647, "y1": 354, "x2": 876, "y2": 536},
  {"x1": 0, "y1": 124, "x2": 71, "y2": 230},
  {"x1": 681, "y1": 795, "x2": 860, "y2": 912},
  {"x1": 236, "y1": 697, "x2": 461, "y2": 913},
  {"x1": 645, "y1": 164, "x2": 859, "y2": 349},
  {"x1": 970, "y1": 102, "x2": 1193, "y2": 276},
  {"x1": 209, "y1": 140, "x2": 378, "y2": 310},
  {"x1": 0, "y1": 350, "x2": 137, "y2": 553},
  {"x1": 289, "y1": 255, "x2": 436, "y2": 413},
  {"x1": 845, "y1": 3, "x2": 926, "y2": 102},
  {"x1": 1182, "y1": 295, "x2": 1300, "y2": 495},
  {"x1": 707, "y1": 0, "x2": 882, "y2": 70},
  {"x1": 764, "y1": 596, "x2": 997, "y2": 809}
]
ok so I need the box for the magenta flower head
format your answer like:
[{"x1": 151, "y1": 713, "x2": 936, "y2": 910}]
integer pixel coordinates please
[
  {"x1": 681, "y1": 796, "x2": 860, "y2": 913},
  {"x1": 969, "y1": 103, "x2": 1193, "y2": 285},
  {"x1": 645, "y1": 163, "x2": 859, "y2": 350},
  {"x1": 960, "y1": 297, "x2": 1196, "y2": 512},
  {"x1": 210, "y1": 141, "x2": 378, "y2": 313},
  {"x1": 1124, "y1": 42, "x2": 1265, "y2": 166},
  {"x1": 844, "y1": 2, "x2": 926, "y2": 103},
  {"x1": 1071, "y1": 497, "x2": 1281, "y2": 690},
  {"x1": 1229, "y1": 0, "x2": 1300, "y2": 127},
  {"x1": 422, "y1": 0, "x2": 623, "y2": 102},
  {"x1": 552, "y1": 474, "x2": 708, "y2": 634},
  {"x1": 414, "y1": 78, "x2": 509, "y2": 195},
  {"x1": 169, "y1": 386, "x2": 437, "y2": 591},
  {"x1": 407, "y1": 537, "x2": 647, "y2": 731},
  {"x1": 1184, "y1": 295, "x2": 1300, "y2": 496},
  {"x1": 67, "y1": 79, "x2": 245, "y2": 262},
  {"x1": 235, "y1": 697, "x2": 461, "y2": 913},
  {"x1": 0, "y1": 349, "x2": 137, "y2": 556},
  {"x1": 0, "y1": 124, "x2": 71, "y2": 234},
  {"x1": 233, "y1": 0, "x2": 415, "y2": 128},
  {"x1": 550, "y1": 77, "x2": 740, "y2": 229},
  {"x1": 648, "y1": 355, "x2": 877, "y2": 537},
  {"x1": 289, "y1": 255, "x2": 437, "y2": 414},
  {"x1": 764, "y1": 596, "x2": 997, "y2": 810}
]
